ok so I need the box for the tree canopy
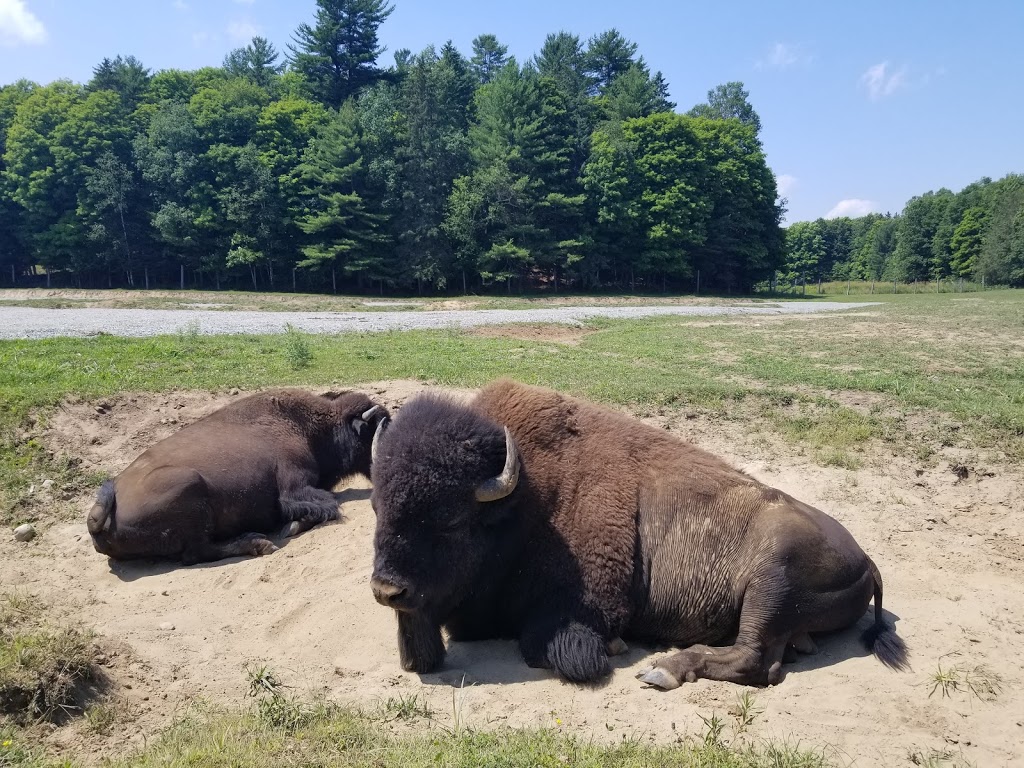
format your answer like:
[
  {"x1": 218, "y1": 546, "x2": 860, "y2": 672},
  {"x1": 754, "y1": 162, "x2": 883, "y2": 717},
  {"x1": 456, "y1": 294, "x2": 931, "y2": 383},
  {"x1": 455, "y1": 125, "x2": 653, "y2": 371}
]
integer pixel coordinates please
[{"x1": 2, "y1": 5, "x2": 791, "y2": 294}]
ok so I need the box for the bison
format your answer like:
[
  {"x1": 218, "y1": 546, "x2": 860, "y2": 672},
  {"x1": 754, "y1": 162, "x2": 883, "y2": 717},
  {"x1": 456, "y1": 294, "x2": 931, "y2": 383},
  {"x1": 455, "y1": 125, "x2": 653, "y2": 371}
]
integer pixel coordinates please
[
  {"x1": 88, "y1": 389, "x2": 388, "y2": 565},
  {"x1": 368, "y1": 380, "x2": 908, "y2": 688}
]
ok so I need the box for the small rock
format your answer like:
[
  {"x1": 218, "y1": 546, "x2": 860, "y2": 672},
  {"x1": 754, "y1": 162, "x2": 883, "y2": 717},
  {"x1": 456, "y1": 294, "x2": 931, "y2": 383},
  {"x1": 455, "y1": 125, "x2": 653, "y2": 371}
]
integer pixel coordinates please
[
  {"x1": 41, "y1": 479, "x2": 54, "y2": 490},
  {"x1": 161, "y1": 590, "x2": 170, "y2": 596},
  {"x1": 159, "y1": 622, "x2": 175, "y2": 631},
  {"x1": 95, "y1": 406, "x2": 106, "y2": 414},
  {"x1": 14, "y1": 523, "x2": 36, "y2": 542},
  {"x1": 230, "y1": 388, "x2": 240, "y2": 396}
]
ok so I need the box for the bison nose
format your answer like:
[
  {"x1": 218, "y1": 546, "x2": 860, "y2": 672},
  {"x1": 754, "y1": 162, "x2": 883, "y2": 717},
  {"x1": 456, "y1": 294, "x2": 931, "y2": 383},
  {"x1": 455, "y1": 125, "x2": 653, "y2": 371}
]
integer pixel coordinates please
[{"x1": 370, "y1": 577, "x2": 409, "y2": 607}]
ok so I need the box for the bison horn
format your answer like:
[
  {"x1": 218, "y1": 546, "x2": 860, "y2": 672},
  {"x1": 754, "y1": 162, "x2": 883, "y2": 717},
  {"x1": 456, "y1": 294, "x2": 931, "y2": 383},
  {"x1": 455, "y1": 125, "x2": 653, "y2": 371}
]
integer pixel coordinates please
[
  {"x1": 361, "y1": 405, "x2": 382, "y2": 422},
  {"x1": 475, "y1": 427, "x2": 520, "y2": 502},
  {"x1": 371, "y1": 416, "x2": 389, "y2": 464}
]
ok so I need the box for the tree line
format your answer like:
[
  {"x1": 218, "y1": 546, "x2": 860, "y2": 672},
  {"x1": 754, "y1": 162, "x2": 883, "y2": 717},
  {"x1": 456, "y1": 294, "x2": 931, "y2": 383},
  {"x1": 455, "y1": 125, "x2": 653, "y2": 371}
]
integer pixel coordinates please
[
  {"x1": 0, "y1": 0, "x2": 784, "y2": 295},
  {"x1": 782, "y1": 173, "x2": 1024, "y2": 290}
]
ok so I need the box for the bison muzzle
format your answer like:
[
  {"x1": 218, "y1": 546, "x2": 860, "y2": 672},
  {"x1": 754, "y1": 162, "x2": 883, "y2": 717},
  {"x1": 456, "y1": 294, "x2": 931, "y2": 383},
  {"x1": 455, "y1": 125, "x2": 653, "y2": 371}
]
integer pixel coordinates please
[{"x1": 369, "y1": 379, "x2": 908, "y2": 688}]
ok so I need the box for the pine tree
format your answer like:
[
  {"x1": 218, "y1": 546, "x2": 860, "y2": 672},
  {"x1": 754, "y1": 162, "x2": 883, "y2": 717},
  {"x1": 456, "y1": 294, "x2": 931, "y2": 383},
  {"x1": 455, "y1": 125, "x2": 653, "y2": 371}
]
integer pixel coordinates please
[
  {"x1": 293, "y1": 102, "x2": 387, "y2": 287},
  {"x1": 470, "y1": 34, "x2": 509, "y2": 84},
  {"x1": 289, "y1": 0, "x2": 395, "y2": 108}
]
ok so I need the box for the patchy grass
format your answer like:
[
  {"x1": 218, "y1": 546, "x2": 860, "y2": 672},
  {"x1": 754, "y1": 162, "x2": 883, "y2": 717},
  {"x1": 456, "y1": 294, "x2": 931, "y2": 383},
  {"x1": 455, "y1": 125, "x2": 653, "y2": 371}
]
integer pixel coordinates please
[
  {"x1": 0, "y1": 593, "x2": 97, "y2": 725},
  {"x1": 928, "y1": 658, "x2": 1003, "y2": 702},
  {"x1": 86, "y1": 684, "x2": 835, "y2": 768},
  {"x1": 1, "y1": 291, "x2": 1022, "y2": 522}
]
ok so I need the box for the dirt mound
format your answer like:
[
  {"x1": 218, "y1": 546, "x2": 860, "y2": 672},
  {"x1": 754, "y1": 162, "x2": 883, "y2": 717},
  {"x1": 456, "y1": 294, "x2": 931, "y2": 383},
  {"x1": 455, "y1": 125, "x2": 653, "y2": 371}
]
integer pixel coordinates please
[{"x1": 3, "y1": 382, "x2": 1023, "y2": 766}]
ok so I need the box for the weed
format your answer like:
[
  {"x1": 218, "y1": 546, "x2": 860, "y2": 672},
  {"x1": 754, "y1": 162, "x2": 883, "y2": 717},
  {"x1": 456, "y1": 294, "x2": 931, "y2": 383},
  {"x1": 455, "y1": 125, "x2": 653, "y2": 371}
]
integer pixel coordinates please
[
  {"x1": 281, "y1": 324, "x2": 313, "y2": 370},
  {"x1": 376, "y1": 693, "x2": 432, "y2": 722},
  {"x1": 728, "y1": 691, "x2": 764, "y2": 734},
  {"x1": 909, "y1": 746, "x2": 977, "y2": 767},
  {"x1": 243, "y1": 664, "x2": 327, "y2": 731},
  {"x1": 928, "y1": 657, "x2": 1002, "y2": 702}
]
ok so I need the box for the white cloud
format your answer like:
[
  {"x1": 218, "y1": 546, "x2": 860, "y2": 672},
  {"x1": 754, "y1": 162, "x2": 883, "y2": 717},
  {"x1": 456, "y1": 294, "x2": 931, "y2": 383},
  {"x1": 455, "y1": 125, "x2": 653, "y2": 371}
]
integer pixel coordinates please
[
  {"x1": 860, "y1": 61, "x2": 907, "y2": 100},
  {"x1": 227, "y1": 20, "x2": 259, "y2": 42},
  {"x1": 825, "y1": 199, "x2": 880, "y2": 219},
  {"x1": 0, "y1": 0, "x2": 47, "y2": 46},
  {"x1": 172, "y1": 0, "x2": 189, "y2": 11},
  {"x1": 756, "y1": 42, "x2": 812, "y2": 71},
  {"x1": 776, "y1": 174, "x2": 797, "y2": 197},
  {"x1": 191, "y1": 30, "x2": 211, "y2": 48}
]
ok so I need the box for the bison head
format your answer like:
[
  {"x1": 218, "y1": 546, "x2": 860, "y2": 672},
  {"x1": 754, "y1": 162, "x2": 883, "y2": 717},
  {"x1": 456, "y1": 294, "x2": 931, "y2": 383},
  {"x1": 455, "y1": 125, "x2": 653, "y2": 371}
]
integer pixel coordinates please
[
  {"x1": 368, "y1": 393, "x2": 520, "y2": 671},
  {"x1": 319, "y1": 392, "x2": 390, "y2": 482}
]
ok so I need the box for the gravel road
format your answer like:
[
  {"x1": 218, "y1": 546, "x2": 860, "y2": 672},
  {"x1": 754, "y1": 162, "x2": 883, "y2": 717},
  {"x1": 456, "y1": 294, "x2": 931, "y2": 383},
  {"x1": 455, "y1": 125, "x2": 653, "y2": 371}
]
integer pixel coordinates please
[{"x1": 0, "y1": 301, "x2": 875, "y2": 339}]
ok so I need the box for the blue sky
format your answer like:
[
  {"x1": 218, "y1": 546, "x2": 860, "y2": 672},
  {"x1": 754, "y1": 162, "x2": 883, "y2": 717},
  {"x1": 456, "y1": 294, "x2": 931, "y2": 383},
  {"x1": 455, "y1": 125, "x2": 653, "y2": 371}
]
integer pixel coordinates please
[{"x1": 1, "y1": 0, "x2": 1022, "y2": 223}]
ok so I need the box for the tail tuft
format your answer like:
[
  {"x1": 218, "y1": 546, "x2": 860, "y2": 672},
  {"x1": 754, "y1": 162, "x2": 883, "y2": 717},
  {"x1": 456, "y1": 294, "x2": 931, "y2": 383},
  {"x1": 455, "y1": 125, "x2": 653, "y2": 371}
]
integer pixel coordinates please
[
  {"x1": 861, "y1": 621, "x2": 910, "y2": 671},
  {"x1": 87, "y1": 479, "x2": 116, "y2": 535},
  {"x1": 863, "y1": 556, "x2": 910, "y2": 671}
]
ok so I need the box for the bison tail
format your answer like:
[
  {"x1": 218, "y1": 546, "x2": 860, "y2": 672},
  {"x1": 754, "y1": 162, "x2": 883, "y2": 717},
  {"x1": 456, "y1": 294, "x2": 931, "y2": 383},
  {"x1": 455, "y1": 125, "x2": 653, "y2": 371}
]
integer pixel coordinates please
[
  {"x1": 87, "y1": 479, "x2": 116, "y2": 536},
  {"x1": 860, "y1": 557, "x2": 910, "y2": 672}
]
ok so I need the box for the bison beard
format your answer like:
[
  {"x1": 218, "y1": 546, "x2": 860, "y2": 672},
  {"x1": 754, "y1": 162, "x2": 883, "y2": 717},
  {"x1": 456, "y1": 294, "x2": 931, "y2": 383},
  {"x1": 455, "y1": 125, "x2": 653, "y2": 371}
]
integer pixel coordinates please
[{"x1": 369, "y1": 380, "x2": 909, "y2": 688}]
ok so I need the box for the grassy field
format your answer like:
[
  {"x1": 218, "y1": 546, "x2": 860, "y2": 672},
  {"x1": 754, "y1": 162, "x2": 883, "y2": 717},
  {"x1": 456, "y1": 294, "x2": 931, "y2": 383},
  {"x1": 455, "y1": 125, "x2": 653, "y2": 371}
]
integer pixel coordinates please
[{"x1": 0, "y1": 289, "x2": 1021, "y2": 766}]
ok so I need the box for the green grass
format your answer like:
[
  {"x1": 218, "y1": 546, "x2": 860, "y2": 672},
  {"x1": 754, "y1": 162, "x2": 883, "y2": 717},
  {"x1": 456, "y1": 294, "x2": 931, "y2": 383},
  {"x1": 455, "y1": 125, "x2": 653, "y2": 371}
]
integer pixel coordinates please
[{"x1": 2, "y1": 290, "x2": 1022, "y2": 523}]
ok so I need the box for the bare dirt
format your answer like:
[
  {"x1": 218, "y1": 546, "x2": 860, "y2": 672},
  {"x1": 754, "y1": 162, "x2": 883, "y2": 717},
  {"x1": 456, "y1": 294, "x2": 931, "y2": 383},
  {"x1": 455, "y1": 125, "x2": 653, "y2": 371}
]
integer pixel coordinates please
[
  {"x1": 468, "y1": 323, "x2": 594, "y2": 345},
  {"x1": 4, "y1": 382, "x2": 1023, "y2": 766}
]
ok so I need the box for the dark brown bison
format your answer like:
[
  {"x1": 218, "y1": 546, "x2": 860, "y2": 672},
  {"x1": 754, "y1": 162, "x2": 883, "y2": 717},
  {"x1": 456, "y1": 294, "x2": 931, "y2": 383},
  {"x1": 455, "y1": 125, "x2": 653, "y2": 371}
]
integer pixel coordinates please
[
  {"x1": 88, "y1": 389, "x2": 388, "y2": 565},
  {"x1": 368, "y1": 380, "x2": 907, "y2": 688}
]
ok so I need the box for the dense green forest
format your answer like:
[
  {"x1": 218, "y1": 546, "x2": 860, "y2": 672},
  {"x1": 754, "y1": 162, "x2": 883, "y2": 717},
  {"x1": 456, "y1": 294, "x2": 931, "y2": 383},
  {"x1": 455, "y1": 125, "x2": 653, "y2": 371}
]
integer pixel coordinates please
[
  {"x1": 1, "y1": 0, "x2": 1020, "y2": 295},
  {"x1": 781, "y1": 174, "x2": 1024, "y2": 290},
  {"x1": 0, "y1": 0, "x2": 782, "y2": 294}
]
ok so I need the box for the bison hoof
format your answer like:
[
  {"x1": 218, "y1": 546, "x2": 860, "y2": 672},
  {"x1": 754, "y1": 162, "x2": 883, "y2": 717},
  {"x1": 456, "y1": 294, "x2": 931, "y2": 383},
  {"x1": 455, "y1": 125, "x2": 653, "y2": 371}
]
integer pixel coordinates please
[
  {"x1": 636, "y1": 666, "x2": 681, "y2": 690},
  {"x1": 252, "y1": 539, "x2": 279, "y2": 557},
  {"x1": 278, "y1": 522, "x2": 301, "y2": 538},
  {"x1": 606, "y1": 637, "x2": 629, "y2": 657}
]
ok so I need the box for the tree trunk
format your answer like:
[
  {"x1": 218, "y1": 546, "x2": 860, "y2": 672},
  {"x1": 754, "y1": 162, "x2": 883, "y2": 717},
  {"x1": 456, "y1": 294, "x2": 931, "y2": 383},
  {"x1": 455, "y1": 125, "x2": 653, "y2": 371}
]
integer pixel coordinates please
[
  {"x1": 696, "y1": 270, "x2": 700, "y2": 295},
  {"x1": 870, "y1": 279, "x2": 874, "y2": 294},
  {"x1": 292, "y1": 269, "x2": 296, "y2": 293},
  {"x1": 268, "y1": 261, "x2": 274, "y2": 289},
  {"x1": 462, "y1": 269, "x2": 467, "y2": 295},
  {"x1": 46, "y1": 269, "x2": 50, "y2": 288},
  {"x1": 893, "y1": 279, "x2": 897, "y2": 294},
  {"x1": 846, "y1": 279, "x2": 851, "y2": 295},
  {"x1": 145, "y1": 267, "x2": 150, "y2": 290},
  {"x1": 180, "y1": 264, "x2": 185, "y2": 290},
  {"x1": 630, "y1": 268, "x2": 635, "y2": 293},
  {"x1": 332, "y1": 268, "x2": 337, "y2": 294},
  {"x1": 802, "y1": 274, "x2": 806, "y2": 295},
  {"x1": 817, "y1": 278, "x2": 822, "y2": 294}
]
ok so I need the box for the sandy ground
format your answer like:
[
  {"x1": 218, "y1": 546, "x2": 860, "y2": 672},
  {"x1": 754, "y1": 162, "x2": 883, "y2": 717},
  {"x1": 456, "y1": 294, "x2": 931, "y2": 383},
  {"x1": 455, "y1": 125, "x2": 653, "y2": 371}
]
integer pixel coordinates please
[{"x1": 4, "y1": 379, "x2": 1023, "y2": 767}]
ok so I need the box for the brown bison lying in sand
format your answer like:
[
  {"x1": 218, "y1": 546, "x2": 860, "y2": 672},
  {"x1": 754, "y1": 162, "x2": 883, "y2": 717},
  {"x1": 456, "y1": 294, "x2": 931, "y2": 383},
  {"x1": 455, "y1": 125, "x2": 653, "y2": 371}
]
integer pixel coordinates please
[
  {"x1": 368, "y1": 380, "x2": 907, "y2": 688},
  {"x1": 88, "y1": 389, "x2": 388, "y2": 565}
]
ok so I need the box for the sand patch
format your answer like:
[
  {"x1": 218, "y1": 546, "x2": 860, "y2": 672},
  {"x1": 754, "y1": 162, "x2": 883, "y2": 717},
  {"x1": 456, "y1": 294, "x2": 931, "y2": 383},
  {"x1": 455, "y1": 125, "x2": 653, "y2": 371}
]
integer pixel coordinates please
[{"x1": 2, "y1": 381, "x2": 1022, "y2": 765}]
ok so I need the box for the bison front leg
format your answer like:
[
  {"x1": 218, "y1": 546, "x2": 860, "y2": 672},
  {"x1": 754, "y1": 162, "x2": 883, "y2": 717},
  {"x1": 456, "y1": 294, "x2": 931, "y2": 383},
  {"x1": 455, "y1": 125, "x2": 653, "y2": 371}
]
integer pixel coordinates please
[
  {"x1": 520, "y1": 616, "x2": 611, "y2": 684},
  {"x1": 278, "y1": 485, "x2": 341, "y2": 537},
  {"x1": 396, "y1": 611, "x2": 445, "y2": 674}
]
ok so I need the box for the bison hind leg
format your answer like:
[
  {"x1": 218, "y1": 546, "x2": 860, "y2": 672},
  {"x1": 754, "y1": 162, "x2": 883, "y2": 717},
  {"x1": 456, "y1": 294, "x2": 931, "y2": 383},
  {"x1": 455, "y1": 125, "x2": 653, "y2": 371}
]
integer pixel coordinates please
[{"x1": 182, "y1": 533, "x2": 278, "y2": 565}]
